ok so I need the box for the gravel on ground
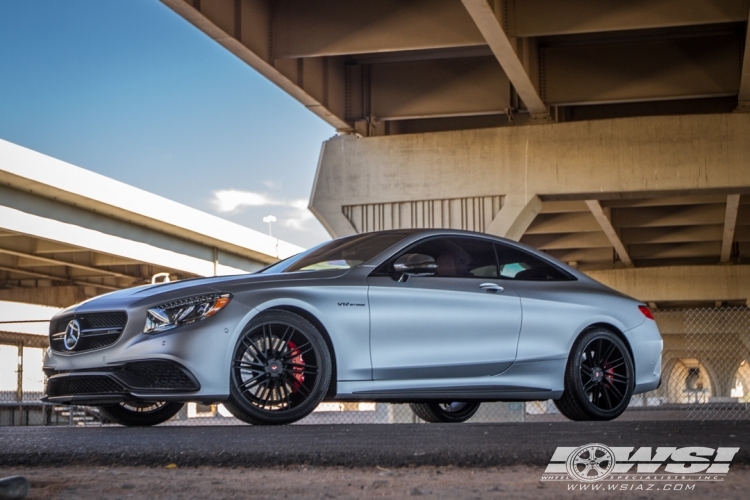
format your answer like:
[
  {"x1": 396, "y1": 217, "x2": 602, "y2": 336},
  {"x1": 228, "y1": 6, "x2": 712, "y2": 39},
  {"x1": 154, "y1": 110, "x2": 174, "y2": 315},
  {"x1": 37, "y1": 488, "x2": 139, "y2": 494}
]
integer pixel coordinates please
[{"x1": 2, "y1": 464, "x2": 749, "y2": 500}]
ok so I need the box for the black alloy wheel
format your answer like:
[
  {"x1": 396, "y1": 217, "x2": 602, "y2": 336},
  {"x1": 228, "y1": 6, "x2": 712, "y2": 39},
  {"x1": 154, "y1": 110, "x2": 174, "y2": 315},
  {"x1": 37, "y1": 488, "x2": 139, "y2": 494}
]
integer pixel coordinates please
[
  {"x1": 224, "y1": 310, "x2": 332, "y2": 425},
  {"x1": 97, "y1": 401, "x2": 184, "y2": 426},
  {"x1": 409, "y1": 401, "x2": 481, "y2": 423},
  {"x1": 554, "y1": 328, "x2": 634, "y2": 421}
]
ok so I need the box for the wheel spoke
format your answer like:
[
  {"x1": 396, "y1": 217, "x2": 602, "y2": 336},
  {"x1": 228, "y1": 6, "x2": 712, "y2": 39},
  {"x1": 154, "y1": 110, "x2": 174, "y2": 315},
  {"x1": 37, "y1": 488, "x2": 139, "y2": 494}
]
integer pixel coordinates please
[
  {"x1": 601, "y1": 342, "x2": 616, "y2": 364},
  {"x1": 240, "y1": 372, "x2": 269, "y2": 391},
  {"x1": 609, "y1": 372, "x2": 629, "y2": 384},
  {"x1": 607, "y1": 381, "x2": 625, "y2": 401},
  {"x1": 286, "y1": 362, "x2": 317, "y2": 370},
  {"x1": 246, "y1": 337, "x2": 268, "y2": 364},
  {"x1": 606, "y1": 359, "x2": 626, "y2": 371},
  {"x1": 277, "y1": 326, "x2": 295, "y2": 356},
  {"x1": 581, "y1": 365, "x2": 593, "y2": 376},
  {"x1": 583, "y1": 378, "x2": 597, "y2": 392},
  {"x1": 286, "y1": 362, "x2": 319, "y2": 375},
  {"x1": 605, "y1": 353, "x2": 623, "y2": 365},
  {"x1": 240, "y1": 337, "x2": 265, "y2": 364},
  {"x1": 263, "y1": 324, "x2": 274, "y2": 357},
  {"x1": 593, "y1": 387, "x2": 602, "y2": 406},
  {"x1": 283, "y1": 372, "x2": 311, "y2": 398},
  {"x1": 258, "y1": 378, "x2": 274, "y2": 408},
  {"x1": 270, "y1": 379, "x2": 283, "y2": 406},
  {"x1": 281, "y1": 342, "x2": 314, "y2": 361},
  {"x1": 279, "y1": 379, "x2": 292, "y2": 408},
  {"x1": 292, "y1": 368, "x2": 318, "y2": 375},
  {"x1": 601, "y1": 382, "x2": 613, "y2": 409},
  {"x1": 582, "y1": 352, "x2": 594, "y2": 370},
  {"x1": 594, "y1": 339, "x2": 604, "y2": 365},
  {"x1": 233, "y1": 360, "x2": 265, "y2": 370},
  {"x1": 295, "y1": 382, "x2": 311, "y2": 398}
]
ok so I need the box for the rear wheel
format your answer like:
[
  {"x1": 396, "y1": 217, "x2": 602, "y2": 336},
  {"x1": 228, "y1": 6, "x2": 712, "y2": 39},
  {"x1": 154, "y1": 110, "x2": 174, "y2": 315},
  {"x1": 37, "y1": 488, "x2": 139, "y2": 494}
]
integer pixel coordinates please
[
  {"x1": 554, "y1": 329, "x2": 634, "y2": 421},
  {"x1": 409, "y1": 402, "x2": 481, "y2": 423},
  {"x1": 97, "y1": 401, "x2": 183, "y2": 426},
  {"x1": 224, "y1": 310, "x2": 332, "y2": 425}
]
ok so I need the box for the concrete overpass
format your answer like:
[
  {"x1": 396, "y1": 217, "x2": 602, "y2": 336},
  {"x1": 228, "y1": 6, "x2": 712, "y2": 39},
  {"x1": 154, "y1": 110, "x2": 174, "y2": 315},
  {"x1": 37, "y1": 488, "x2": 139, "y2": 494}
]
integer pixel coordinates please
[
  {"x1": 0, "y1": 138, "x2": 302, "y2": 308},
  {"x1": 158, "y1": 1, "x2": 750, "y2": 298},
  {"x1": 160, "y1": 0, "x2": 750, "y2": 405}
]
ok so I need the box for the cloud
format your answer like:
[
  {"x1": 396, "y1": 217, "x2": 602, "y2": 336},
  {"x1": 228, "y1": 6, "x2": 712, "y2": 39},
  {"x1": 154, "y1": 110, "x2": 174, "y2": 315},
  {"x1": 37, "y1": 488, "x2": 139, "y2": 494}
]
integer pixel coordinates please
[
  {"x1": 214, "y1": 190, "x2": 278, "y2": 212},
  {"x1": 213, "y1": 190, "x2": 317, "y2": 232},
  {"x1": 284, "y1": 204, "x2": 315, "y2": 230},
  {"x1": 290, "y1": 199, "x2": 309, "y2": 211}
]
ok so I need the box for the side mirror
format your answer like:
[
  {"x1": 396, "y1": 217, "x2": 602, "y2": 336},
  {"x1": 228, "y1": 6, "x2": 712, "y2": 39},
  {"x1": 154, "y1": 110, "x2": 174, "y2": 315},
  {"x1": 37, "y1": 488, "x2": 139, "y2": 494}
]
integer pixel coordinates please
[{"x1": 393, "y1": 253, "x2": 437, "y2": 280}]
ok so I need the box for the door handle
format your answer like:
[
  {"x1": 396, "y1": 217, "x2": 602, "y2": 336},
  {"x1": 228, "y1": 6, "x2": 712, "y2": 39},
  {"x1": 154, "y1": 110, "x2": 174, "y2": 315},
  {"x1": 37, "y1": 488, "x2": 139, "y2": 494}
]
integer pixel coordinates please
[{"x1": 480, "y1": 283, "x2": 504, "y2": 293}]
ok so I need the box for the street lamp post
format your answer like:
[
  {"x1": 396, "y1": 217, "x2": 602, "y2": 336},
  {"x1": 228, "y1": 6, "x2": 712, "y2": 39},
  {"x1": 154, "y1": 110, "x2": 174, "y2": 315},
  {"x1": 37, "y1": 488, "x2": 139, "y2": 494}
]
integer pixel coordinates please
[{"x1": 262, "y1": 215, "x2": 277, "y2": 237}]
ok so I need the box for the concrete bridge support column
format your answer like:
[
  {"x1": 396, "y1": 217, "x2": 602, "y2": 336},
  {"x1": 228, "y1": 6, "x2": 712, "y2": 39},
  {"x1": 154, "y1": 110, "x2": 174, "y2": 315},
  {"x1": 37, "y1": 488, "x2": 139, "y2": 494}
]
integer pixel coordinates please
[{"x1": 702, "y1": 357, "x2": 748, "y2": 399}]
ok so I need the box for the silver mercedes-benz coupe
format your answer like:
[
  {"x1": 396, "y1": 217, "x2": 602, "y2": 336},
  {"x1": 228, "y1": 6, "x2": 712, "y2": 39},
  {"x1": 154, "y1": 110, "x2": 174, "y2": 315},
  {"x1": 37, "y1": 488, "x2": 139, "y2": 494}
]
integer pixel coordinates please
[{"x1": 43, "y1": 229, "x2": 662, "y2": 426}]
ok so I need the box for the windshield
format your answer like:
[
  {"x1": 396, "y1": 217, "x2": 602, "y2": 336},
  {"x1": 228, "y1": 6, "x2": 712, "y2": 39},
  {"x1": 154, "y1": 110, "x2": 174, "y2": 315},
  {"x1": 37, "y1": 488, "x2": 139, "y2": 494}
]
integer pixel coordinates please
[{"x1": 280, "y1": 232, "x2": 411, "y2": 273}]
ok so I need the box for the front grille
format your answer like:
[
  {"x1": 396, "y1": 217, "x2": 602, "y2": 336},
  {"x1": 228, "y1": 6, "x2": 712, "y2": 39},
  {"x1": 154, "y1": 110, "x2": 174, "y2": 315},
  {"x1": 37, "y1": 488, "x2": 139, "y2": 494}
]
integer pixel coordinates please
[
  {"x1": 123, "y1": 361, "x2": 199, "y2": 390},
  {"x1": 50, "y1": 312, "x2": 128, "y2": 353},
  {"x1": 47, "y1": 376, "x2": 124, "y2": 397},
  {"x1": 83, "y1": 312, "x2": 128, "y2": 328}
]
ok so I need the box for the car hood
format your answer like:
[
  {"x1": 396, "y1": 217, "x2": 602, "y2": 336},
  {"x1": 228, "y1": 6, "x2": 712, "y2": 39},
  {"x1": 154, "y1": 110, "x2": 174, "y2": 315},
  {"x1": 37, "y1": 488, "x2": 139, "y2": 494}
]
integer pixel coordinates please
[{"x1": 67, "y1": 269, "x2": 350, "y2": 313}]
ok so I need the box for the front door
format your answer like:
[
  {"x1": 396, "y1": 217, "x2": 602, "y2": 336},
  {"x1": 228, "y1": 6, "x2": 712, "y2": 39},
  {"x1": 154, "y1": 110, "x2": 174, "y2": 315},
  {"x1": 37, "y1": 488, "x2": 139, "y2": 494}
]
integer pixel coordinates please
[{"x1": 367, "y1": 236, "x2": 522, "y2": 381}]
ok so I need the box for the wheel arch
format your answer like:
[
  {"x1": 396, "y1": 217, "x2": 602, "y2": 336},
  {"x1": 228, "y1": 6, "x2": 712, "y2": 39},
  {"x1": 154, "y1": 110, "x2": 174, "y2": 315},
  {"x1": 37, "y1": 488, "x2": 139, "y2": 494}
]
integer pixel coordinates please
[{"x1": 261, "y1": 305, "x2": 338, "y2": 400}]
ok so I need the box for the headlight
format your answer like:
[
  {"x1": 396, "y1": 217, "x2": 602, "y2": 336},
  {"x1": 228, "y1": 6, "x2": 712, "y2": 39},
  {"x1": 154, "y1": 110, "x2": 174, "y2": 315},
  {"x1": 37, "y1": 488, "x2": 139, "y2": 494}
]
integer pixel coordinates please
[{"x1": 143, "y1": 293, "x2": 232, "y2": 334}]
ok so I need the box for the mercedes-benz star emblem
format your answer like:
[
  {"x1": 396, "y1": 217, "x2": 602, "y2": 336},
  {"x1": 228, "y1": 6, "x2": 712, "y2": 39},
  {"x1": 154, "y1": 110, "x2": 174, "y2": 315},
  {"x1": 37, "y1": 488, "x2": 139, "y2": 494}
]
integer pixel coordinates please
[{"x1": 64, "y1": 319, "x2": 81, "y2": 351}]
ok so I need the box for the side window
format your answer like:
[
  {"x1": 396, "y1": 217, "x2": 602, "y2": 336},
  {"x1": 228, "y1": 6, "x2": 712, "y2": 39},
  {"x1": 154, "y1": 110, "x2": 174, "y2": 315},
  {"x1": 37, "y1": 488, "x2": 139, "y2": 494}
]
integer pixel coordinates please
[
  {"x1": 397, "y1": 237, "x2": 498, "y2": 278},
  {"x1": 495, "y1": 243, "x2": 573, "y2": 281}
]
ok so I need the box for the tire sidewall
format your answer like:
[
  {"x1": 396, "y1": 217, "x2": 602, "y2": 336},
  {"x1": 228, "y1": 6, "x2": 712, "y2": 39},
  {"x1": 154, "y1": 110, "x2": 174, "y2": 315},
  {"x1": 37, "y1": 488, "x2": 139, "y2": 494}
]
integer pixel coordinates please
[
  {"x1": 410, "y1": 402, "x2": 481, "y2": 423},
  {"x1": 430, "y1": 402, "x2": 481, "y2": 423},
  {"x1": 98, "y1": 402, "x2": 183, "y2": 426}
]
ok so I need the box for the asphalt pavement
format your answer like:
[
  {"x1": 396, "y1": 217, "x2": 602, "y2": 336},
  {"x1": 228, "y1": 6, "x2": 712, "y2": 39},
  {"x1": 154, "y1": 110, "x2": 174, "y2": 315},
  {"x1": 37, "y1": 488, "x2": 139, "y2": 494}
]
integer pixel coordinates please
[{"x1": 2, "y1": 421, "x2": 749, "y2": 468}]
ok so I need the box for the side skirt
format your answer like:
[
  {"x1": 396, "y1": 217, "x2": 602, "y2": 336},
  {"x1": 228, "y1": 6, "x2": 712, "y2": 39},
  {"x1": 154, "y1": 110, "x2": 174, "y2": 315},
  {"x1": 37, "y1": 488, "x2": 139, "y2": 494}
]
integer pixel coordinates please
[{"x1": 342, "y1": 386, "x2": 556, "y2": 403}]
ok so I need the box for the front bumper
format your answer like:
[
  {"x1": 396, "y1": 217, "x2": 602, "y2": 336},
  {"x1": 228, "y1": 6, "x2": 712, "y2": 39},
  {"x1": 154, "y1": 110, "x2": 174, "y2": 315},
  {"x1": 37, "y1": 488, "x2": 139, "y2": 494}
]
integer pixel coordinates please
[
  {"x1": 43, "y1": 359, "x2": 201, "y2": 405},
  {"x1": 44, "y1": 299, "x2": 250, "y2": 402}
]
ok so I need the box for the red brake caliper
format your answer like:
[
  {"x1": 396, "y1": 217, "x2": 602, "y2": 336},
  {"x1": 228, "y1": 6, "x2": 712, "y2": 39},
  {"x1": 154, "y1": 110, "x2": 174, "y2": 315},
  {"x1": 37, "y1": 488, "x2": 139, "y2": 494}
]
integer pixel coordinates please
[
  {"x1": 604, "y1": 362, "x2": 615, "y2": 387},
  {"x1": 286, "y1": 341, "x2": 305, "y2": 392}
]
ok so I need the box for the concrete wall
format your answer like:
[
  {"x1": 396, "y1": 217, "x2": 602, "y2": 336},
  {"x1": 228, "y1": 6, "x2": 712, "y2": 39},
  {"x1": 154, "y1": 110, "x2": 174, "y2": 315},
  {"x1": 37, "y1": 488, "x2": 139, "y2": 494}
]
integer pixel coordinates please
[{"x1": 311, "y1": 113, "x2": 750, "y2": 238}]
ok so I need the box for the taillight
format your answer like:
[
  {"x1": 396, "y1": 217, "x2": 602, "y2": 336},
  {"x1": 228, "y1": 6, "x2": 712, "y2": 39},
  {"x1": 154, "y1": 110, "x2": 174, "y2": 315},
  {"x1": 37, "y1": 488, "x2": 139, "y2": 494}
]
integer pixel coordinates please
[{"x1": 638, "y1": 305, "x2": 654, "y2": 320}]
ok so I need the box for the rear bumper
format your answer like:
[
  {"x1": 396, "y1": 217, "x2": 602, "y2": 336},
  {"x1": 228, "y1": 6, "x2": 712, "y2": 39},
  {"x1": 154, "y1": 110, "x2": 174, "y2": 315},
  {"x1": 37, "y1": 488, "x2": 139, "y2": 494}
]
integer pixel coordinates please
[
  {"x1": 623, "y1": 319, "x2": 663, "y2": 394},
  {"x1": 43, "y1": 359, "x2": 201, "y2": 405}
]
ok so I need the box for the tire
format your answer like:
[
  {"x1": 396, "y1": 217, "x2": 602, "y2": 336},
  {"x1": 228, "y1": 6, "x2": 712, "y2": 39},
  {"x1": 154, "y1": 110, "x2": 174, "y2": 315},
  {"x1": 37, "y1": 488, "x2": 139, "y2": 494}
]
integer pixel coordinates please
[
  {"x1": 554, "y1": 328, "x2": 634, "y2": 421},
  {"x1": 409, "y1": 402, "x2": 481, "y2": 423},
  {"x1": 224, "y1": 310, "x2": 332, "y2": 425},
  {"x1": 97, "y1": 401, "x2": 183, "y2": 426}
]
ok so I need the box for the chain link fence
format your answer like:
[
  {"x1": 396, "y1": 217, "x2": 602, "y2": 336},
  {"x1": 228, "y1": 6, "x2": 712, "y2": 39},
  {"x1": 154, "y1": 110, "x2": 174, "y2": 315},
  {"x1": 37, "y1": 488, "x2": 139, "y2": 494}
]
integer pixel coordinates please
[
  {"x1": 660, "y1": 307, "x2": 750, "y2": 420},
  {"x1": 2, "y1": 306, "x2": 749, "y2": 426}
]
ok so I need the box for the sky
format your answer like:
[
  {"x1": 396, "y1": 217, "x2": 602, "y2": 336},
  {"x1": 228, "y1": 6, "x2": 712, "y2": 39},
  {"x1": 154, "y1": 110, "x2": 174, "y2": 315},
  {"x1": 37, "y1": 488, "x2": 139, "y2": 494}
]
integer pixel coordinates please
[{"x1": 0, "y1": 0, "x2": 336, "y2": 249}]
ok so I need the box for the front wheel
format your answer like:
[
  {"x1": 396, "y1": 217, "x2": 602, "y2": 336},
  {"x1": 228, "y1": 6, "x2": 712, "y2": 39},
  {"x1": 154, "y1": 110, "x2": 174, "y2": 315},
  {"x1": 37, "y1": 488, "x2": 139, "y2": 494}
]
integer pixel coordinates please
[
  {"x1": 409, "y1": 402, "x2": 481, "y2": 423},
  {"x1": 97, "y1": 401, "x2": 184, "y2": 426},
  {"x1": 554, "y1": 328, "x2": 634, "y2": 421},
  {"x1": 223, "y1": 310, "x2": 332, "y2": 425}
]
